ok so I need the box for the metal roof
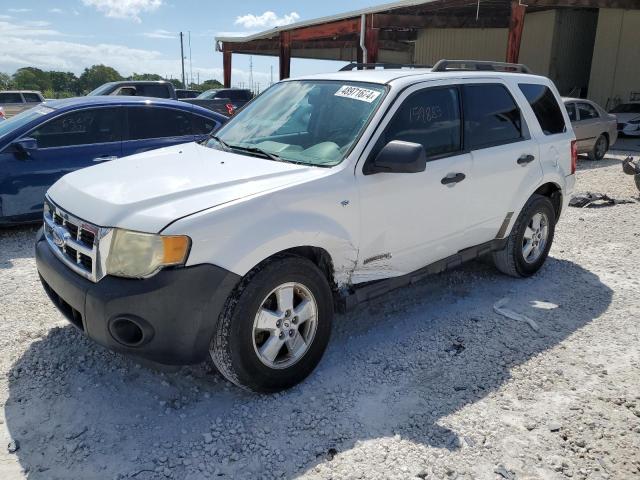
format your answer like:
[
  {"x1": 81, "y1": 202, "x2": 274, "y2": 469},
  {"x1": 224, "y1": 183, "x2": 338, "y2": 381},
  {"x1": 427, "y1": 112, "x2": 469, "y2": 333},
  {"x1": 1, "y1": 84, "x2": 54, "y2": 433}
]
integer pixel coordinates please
[{"x1": 216, "y1": 0, "x2": 440, "y2": 43}]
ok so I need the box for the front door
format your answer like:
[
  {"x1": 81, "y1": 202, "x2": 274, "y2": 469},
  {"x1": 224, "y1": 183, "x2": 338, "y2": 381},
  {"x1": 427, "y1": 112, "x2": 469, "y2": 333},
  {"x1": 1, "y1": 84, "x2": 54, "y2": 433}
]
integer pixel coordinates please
[
  {"x1": 0, "y1": 107, "x2": 122, "y2": 219},
  {"x1": 354, "y1": 83, "x2": 472, "y2": 283}
]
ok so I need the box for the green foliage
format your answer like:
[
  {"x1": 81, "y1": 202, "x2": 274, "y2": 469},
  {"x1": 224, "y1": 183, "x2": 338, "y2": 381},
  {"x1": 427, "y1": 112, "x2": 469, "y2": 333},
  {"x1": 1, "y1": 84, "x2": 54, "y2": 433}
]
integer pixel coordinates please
[
  {"x1": 78, "y1": 64, "x2": 123, "y2": 92},
  {"x1": 1, "y1": 65, "x2": 223, "y2": 98}
]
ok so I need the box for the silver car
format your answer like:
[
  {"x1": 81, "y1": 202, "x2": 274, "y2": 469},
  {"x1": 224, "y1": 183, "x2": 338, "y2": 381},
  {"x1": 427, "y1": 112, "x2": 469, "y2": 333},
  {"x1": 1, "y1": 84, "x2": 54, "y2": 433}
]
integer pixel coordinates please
[
  {"x1": 610, "y1": 102, "x2": 640, "y2": 137},
  {"x1": 563, "y1": 98, "x2": 617, "y2": 160},
  {"x1": 0, "y1": 90, "x2": 45, "y2": 118}
]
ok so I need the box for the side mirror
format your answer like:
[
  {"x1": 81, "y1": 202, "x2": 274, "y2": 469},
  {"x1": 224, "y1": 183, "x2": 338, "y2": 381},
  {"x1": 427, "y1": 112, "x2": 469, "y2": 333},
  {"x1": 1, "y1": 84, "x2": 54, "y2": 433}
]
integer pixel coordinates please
[
  {"x1": 13, "y1": 137, "x2": 38, "y2": 159},
  {"x1": 365, "y1": 140, "x2": 427, "y2": 175}
]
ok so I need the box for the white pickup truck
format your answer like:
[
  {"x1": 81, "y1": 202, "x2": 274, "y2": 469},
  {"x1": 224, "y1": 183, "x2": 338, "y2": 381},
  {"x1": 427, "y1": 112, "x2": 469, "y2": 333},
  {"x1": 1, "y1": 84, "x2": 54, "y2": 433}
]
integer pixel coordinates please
[{"x1": 36, "y1": 61, "x2": 576, "y2": 392}]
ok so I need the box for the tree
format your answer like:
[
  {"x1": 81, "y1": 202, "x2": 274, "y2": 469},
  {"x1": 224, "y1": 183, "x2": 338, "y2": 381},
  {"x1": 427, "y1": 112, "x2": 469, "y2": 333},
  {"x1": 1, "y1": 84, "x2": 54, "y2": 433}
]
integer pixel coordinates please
[
  {"x1": 199, "y1": 79, "x2": 223, "y2": 90},
  {"x1": 12, "y1": 67, "x2": 52, "y2": 91},
  {"x1": 0, "y1": 72, "x2": 12, "y2": 89},
  {"x1": 49, "y1": 71, "x2": 80, "y2": 94},
  {"x1": 78, "y1": 64, "x2": 123, "y2": 92},
  {"x1": 129, "y1": 73, "x2": 163, "y2": 81},
  {"x1": 167, "y1": 78, "x2": 184, "y2": 89}
]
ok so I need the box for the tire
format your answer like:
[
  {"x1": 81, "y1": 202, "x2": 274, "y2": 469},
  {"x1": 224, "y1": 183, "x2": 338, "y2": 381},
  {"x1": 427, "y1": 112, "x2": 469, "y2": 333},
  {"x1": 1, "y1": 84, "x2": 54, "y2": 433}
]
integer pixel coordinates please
[
  {"x1": 210, "y1": 255, "x2": 333, "y2": 393},
  {"x1": 588, "y1": 134, "x2": 608, "y2": 161},
  {"x1": 492, "y1": 194, "x2": 556, "y2": 278}
]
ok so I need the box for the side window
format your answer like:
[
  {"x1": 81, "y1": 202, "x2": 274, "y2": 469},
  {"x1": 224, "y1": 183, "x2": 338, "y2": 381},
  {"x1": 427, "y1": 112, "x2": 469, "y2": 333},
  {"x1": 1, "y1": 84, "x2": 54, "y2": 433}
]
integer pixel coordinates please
[
  {"x1": 137, "y1": 84, "x2": 172, "y2": 99},
  {"x1": 127, "y1": 107, "x2": 193, "y2": 140},
  {"x1": 23, "y1": 93, "x2": 42, "y2": 103},
  {"x1": 463, "y1": 84, "x2": 522, "y2": 150},
  {"x1": 518, "y1": 83, "x2": 566, "y2": 135},
  {"x1": 0, "y1": 92, "x2": 23, "y2": 103},
  {"x1": 566, "y1": 103, "x2": 577, "y2": 122},
  {"x1": 191, "y1": 114, "x2": 219, "y2": 135},
  {"x1": 374, "y1": 86, "x2": 461, "y2": 159},
  {"x1": 30, "y1": 108, "x2": 122, "y2": 148},
  {"x1": 577, "y1": 103, "x2": 599, "y2": 120}
]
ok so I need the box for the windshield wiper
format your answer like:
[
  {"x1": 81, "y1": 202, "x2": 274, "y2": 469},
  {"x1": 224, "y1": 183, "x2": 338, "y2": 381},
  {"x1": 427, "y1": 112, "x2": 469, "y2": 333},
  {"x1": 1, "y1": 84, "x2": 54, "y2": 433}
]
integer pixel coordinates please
[
  {"x1": 206, "y1": 134, "x2": 231, "y2": 151},
  {"x1": 225, "y1": 144, "x2": 283, "y2": 162}
]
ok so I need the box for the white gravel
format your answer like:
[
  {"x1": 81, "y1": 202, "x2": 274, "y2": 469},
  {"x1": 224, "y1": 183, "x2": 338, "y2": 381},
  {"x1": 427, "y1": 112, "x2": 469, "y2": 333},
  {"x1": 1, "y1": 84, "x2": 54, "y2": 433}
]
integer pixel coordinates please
[{"x1": 0, "y1": 153, "x2": 639, "y2": 480}]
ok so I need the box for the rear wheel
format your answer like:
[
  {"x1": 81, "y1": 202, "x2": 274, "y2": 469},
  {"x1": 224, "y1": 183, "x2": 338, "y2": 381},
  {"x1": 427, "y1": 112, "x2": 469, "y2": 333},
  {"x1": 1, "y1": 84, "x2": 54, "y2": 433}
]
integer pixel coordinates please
[
  {"x1": 492, "y1": 194, "x2": 556, "y2": 277},
  {"x1": 210, "y1": 256, "x2": 333, "y2": 392},
  {"x1": 588, "y1": 134, "x2": 608, "y2": 161}
]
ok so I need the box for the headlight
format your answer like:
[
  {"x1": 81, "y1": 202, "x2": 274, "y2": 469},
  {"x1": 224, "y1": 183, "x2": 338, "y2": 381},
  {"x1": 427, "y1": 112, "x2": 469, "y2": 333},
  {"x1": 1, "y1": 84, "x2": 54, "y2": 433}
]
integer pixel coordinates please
[{"x1": 106, "y1": 229, "x2": 191, "y2": 278}]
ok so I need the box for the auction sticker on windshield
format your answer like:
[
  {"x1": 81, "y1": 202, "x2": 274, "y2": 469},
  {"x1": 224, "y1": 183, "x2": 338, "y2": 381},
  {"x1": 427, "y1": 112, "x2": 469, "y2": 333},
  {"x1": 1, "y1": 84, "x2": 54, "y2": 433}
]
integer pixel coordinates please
[{"x1": 335, "y1": 85, "x2": 382, "y2": 103}]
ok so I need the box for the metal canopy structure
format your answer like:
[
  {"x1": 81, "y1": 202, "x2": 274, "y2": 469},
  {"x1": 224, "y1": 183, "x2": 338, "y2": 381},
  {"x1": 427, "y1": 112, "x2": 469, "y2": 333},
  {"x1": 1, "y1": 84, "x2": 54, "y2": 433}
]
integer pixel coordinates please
[{"x1": 215, "y1": 0, "x2": 640, "y2": 88}]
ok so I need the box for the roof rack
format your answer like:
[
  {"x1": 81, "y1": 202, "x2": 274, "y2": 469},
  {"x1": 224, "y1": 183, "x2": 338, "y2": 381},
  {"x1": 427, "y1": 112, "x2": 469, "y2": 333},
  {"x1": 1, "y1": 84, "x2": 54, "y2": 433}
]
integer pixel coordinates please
[
  {"x1": 432, "y1": 59, "x2": 532, "y2": 74},
  {"x1": 340, "y1": 63, "x2": 433, "y2": 71}
]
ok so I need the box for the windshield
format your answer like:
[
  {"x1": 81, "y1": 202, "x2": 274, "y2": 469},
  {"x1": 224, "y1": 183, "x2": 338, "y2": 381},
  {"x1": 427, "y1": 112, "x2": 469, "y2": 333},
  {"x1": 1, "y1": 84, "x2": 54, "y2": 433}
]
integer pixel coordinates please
[
  {"x1": 87, "y1": 83, "x2": 115, "y2": 96},
  {"x1": 611, "y1": 103, "x2": 640, "y2": 114},
  {"x1": 207, "y1": 80, "x2": 386, "y2": 167},
  {"x1": 197, "y1": 89, "x2": 219, "y2": 100},
  {"x1": 0, "y1": 105, "x2": 54, "y2": 141}
]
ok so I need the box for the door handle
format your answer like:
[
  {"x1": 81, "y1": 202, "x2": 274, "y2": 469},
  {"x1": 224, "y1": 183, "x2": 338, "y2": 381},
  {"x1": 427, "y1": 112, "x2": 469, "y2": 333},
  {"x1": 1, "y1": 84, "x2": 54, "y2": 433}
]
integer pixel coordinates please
[
  {"x1": 441, "y1": 173, "x2": 466, "y2": 185},
  {"x1": 517, "y1": 154, "x2": 535, "y2": 165},
  {"x1": 92, "y1": 156, "x2": 118, "y2": 163}
]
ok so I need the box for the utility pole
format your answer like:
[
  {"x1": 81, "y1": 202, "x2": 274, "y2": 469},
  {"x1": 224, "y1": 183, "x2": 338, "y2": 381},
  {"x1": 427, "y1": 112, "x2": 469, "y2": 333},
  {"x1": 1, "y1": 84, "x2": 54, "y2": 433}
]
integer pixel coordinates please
[
  {"x1": 270, "y1": 65, "x2": 273, "y2": 85},
  {"x1": 188, "y1": 31, "x2": 193, "y2": 87},
  {"x1": 249, "y1": 56, "x2": 254, "y2": 93},
  {"x1": 179, "y1": 32, "x2": 186, "y2": 88}
]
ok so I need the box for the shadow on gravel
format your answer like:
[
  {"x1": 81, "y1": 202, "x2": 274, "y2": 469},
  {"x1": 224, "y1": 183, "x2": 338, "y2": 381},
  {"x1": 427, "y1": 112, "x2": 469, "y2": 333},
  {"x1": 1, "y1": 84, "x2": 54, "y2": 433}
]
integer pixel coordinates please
[
  {"x1": 576, "y1": 156, "x2": 621, "y2": 171},
  {"x1": 0, "y1": 225, "x2": 38, "y2": 269},
  {"x1": 5, "y1": 257, "x2": 612, "y2": 479}
]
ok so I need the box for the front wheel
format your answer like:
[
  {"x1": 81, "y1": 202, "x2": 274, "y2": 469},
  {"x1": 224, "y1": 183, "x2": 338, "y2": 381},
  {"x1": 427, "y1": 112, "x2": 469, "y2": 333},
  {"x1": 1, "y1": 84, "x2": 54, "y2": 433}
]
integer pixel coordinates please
[
  {"x1": 492, "y1": 194, "x2": 556, "y2": 277},
  {"x1": 588, "y1": 134, "x2": 608, "y2": 161},
  {"x1": 210, "y1": 256, "x2": 333, "y2": 392}
]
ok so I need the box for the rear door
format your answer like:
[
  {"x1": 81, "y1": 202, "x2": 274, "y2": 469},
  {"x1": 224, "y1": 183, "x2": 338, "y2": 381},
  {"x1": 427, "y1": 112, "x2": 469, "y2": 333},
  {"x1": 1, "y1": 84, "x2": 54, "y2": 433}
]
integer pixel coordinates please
[
  {"x1": 0, "y1": 92, "x2": 25, "y2": 118},
  {"x1": 461, "y1": 81, "x2": 542, "y2": 245},
  {"x1": 2, "y1": 107, "x2": 123, "y2": 218},
  {"x1": 122, "y1": 106, "x2": 197, "y2": 156},
  {"x1": 575, "y1": 102, "x2": 601, "y2": 151}
]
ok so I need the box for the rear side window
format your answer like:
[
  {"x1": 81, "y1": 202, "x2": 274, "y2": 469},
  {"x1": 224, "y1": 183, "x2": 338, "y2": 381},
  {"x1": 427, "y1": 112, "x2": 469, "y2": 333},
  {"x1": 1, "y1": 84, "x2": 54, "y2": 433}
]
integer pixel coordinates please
[
  {"x1": 519, "y1": 84, "x2": 566, "y2": 135},
  {"x1": 375, "y1": 86, "x2": 461, "y2": 159},
  {"x1": 30, "y1": 108, "x2": 122, "y2": 148},
  {"x1": 463, "y1": 84, "x2": 522, "y2": 149},
  {"x1": 127, "y1": 107, "x2": 193, "y2": 140},
  {"x1": 23, "y1": 93, "x2": 42, "y2": 103},
  {"x1": 565, "y1": 103, "x2": 577, "y2": 122},
  {"x1": 191, "y1": 114, "x2": 220, "y2": 135},
  {"x1": 0, "y1": 92, "x2": 23, "y2": 103},
  {"x1": 577, "y1": 103, "x2": 599, "y2": 120}
]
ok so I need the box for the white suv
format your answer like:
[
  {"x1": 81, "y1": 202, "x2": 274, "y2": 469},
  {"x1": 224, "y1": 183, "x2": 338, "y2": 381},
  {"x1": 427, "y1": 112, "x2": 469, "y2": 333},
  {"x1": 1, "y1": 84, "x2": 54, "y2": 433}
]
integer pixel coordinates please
[{"x1": 36, "y1": 61, "x2": 576, "y2": 392}]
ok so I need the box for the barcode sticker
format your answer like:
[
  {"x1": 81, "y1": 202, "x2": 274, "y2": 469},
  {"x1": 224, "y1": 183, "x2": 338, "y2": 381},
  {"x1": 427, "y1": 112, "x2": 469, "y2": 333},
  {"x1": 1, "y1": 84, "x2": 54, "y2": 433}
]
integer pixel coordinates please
[{"x1": 334, "y1": 85, "x2": 381, "y2": 103}]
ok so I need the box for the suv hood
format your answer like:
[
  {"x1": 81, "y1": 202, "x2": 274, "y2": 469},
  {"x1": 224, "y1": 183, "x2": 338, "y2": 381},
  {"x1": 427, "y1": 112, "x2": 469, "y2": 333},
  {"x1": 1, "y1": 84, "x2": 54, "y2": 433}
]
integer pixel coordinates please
[{"x1": 48, "y1": 142, "x2": 329, "y2": 232}]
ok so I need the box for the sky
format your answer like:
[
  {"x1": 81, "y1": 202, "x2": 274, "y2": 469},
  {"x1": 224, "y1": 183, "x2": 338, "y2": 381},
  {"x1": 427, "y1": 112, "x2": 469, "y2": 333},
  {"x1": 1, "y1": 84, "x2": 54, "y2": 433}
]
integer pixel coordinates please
[{"x1": 0, "y1": 0, "x2": 380, "y2": 90}]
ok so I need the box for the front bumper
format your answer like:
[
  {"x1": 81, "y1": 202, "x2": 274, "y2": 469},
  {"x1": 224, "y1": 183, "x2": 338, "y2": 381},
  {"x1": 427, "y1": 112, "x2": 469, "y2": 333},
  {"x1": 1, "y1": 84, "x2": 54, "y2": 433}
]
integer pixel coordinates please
[{"x1": 35, "y1": 230, "x2": 241, "y2": 365}]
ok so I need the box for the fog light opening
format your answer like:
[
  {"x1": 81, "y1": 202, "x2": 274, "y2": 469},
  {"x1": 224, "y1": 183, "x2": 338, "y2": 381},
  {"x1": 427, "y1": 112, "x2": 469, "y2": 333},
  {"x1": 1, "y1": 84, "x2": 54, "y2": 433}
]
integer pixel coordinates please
[{"x1": 110, "y1": 317, "x2": 145, "y2": 347}]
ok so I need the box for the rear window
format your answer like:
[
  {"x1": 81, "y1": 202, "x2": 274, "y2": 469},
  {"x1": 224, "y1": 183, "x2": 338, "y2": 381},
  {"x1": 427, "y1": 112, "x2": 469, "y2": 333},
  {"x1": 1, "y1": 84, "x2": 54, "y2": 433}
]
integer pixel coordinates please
[
  {"x1": 519, "y1": 84, "x2": 566, "y2": 135},
  {"x1": 463, "y1": 84, "x2": 522, "y2": 149},
  {"x1": 0, "y1": 92, "x2": 23, "y2": 103},
  {"x1": 23, "y1": 93, "x2": 42, "y2": 103},
  {"x1": 136, "y1": 84, "x2": 172, "y2": 99}
]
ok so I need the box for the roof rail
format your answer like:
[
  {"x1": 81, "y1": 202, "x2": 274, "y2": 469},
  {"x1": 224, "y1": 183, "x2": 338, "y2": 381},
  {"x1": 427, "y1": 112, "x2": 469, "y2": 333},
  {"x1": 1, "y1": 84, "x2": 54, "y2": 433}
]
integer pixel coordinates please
[
  {"x1": 340, "y1": 63, "x2": 432, "y2": 71},
  {"x1": 432, "y1": 59, "x2": 532, "y2": 74}
]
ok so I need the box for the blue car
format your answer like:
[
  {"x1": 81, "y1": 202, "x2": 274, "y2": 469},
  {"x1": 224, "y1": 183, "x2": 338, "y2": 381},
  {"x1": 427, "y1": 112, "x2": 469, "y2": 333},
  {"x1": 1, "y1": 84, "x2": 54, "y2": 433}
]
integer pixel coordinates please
[{"x1": 0, "y1": 97, "x2": 226, "y2": 226}]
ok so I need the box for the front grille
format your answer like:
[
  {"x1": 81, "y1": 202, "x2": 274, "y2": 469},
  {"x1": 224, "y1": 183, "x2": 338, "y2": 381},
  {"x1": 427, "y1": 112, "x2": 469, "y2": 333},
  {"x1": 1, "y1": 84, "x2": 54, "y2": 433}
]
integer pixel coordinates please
[{"x1": 43, "y1": 198, "x2": 106, "y2": 282}]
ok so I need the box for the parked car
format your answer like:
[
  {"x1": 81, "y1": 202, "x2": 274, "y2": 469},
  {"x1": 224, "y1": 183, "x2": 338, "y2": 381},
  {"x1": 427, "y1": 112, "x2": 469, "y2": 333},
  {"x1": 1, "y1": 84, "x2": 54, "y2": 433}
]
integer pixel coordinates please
[
  {"x1": 610, "y1": 102, "x2": 640, "y2": 137},
  {"x1": 89, "y1": 81, "x2": 240, "y2": 117},
  {"x1": 0, "y1": 90, "x2": 45, "y2": 118},
  {"x1": 563, "y1": 98, "x2": 617, "y2": 160},
  {"x1": 0, "y1": 97, "x2": 226, "y2": 225},
  {"x1": 36, "y1": 61, "x2": 575, "y2": 392},
  {"x1": 175, "y1": 89, "x2": 202, "y2": 99},
  {"x1": 182, "y1": 88, "x2": 253, "y2": 116},
  {"x1": 87, "y1": 80, "x2": 176, "y2": 99}
]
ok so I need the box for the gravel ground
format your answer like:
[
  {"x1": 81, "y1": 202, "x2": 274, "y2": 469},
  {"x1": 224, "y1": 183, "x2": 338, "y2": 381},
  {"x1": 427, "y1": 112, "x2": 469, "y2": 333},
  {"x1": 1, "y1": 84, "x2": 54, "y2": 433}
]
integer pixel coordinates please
[{"x1": 0, "y1": 153, "x2": 639, "y2": 480}]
